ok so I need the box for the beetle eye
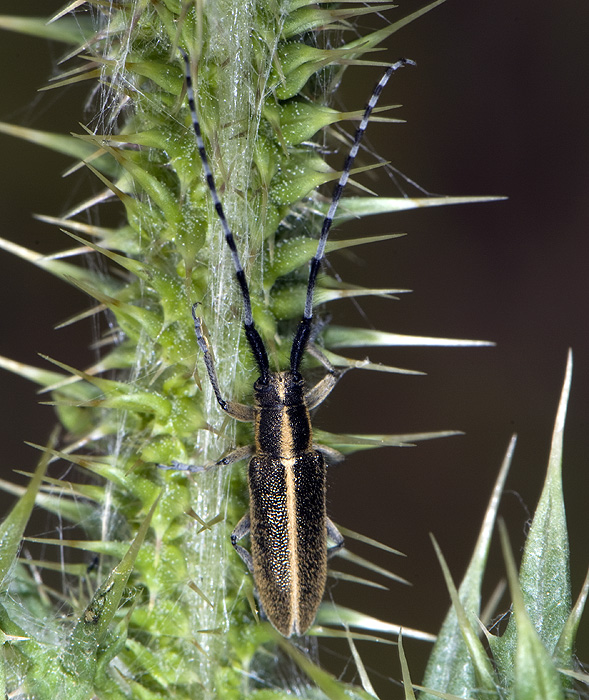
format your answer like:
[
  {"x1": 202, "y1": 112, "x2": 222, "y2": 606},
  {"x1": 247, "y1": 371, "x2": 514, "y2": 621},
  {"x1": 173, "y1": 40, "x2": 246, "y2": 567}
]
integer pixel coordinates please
[{"x1": 254, "y1": 377, "x2": 268, "y2": 391}]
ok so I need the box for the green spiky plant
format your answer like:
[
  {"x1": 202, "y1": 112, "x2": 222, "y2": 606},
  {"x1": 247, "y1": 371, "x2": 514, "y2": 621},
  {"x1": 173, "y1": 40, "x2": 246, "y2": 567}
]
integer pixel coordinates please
[
  {"x1": 410, "y1": 350, "x2": 589, "y2": 700},
  {"x1": 0, "y1": 1, "x2": 587, "y2": 699}
]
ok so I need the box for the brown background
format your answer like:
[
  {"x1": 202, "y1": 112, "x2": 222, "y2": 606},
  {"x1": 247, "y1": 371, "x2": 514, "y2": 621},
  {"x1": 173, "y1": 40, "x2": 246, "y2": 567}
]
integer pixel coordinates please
[{"x1": 1, "y1": 1, "x2": 588, "y2": 695}]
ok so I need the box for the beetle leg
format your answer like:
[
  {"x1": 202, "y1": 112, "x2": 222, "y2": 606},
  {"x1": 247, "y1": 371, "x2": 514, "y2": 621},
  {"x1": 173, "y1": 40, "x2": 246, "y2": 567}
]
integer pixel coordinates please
[
  {"x1": 304, "y1": 369, "x2": 347, "y2": 411},
  {"x1": 326, "y1": 518, "x2": 345, "y2": 559},
  {"x1": 313, "y1": 443, "x2": 345, "y2": 465},
  {"x1": 192, "y1": 304, "x2": 255, "y2": 422},
  {"x1": 313, "y1": 442, "x2": 346, "y2": 467},
  {"x1": 306, "y1": 341, "x2": 336, "y2": 370},
  {"x1": 304, "y1": 341, "x2": 352, "y2": 410},
  {"x1": 231, "y1": 513, "x2": 253, "y2": 573},
  {"x1": 306, "y1": 345, "x2": 375, "y2": 410},
  {"x1": 160, "y1": 444, "x2": 254, "y2": 474}
]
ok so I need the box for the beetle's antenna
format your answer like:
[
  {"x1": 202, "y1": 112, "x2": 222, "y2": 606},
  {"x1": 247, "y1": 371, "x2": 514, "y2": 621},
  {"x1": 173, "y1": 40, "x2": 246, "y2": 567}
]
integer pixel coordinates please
[
  {"x1": 290, "y1": 58, "x2": 415, "y2": 373},
  {"x1": 181, "y1": 50, "x2": 270, "y2": 381}
]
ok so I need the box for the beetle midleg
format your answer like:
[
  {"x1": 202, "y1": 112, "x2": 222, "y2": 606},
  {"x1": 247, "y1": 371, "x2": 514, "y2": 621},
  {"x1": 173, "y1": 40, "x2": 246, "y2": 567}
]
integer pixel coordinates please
[
  {"x1": 326, "y1": 518, "x2": 345, "y2": 559},
  {"x1": 313, "y1": 443, "x2": 345, "y2": 465},
  {"x1": 231, "y1": 513, "x2": 253, "y2": 573},
  {"x1": 162, "y1": 444, "x2": 255, "y2": 474}
]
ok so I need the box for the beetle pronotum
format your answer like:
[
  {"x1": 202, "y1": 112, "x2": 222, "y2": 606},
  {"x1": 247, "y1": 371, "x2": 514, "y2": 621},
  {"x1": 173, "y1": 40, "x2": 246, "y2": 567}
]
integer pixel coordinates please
[{"x1": 172, "y1": 50, "x2": 414, "y2": 637}]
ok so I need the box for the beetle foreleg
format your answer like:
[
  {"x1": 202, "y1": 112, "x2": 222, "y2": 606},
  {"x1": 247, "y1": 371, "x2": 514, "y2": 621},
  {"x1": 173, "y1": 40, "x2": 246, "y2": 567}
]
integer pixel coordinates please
[
  {"x1": 304, "y1": 367, "x2": 347, "y2": 411},
  {"x1": 306, "y1": 341, "x2": 337, "y2": 371},
  {"x1": 192, "y1": 304, "x2": 255, "y2": 422}
]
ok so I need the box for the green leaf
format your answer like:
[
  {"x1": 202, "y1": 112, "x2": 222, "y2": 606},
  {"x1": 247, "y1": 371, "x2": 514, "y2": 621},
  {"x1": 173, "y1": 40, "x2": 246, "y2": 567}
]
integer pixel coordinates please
[
  {"x1": 264, "y1": 234, "x2": 400, "y2": 290},
  {"x1": 422, "y1": 436, "x2": 515, "y2": 699},
  {"x1": 0, "y1": 354, "x2": 70, "y2": 391},
  {"x1": 0, "y1": 122, "x2": 115, "y2": 173},
  {"x1": 0, "y1": 436, "x2": 51, "y2": 589},
  {"x1": 499, "y1": 522, "x2": 565, "y2": 700},
  {"x1": 0, "y1": 235, "x2": 116, "y2": 291},
  {"x1": 317, "y1": 602, "x2": 435, "y2": 642},
  {"x1": 398, "y1": 633, "x2": 417, "y2": 700},
  {"x1": 59, "y1": 495, "x2": 161, "y2": 685},
  {"x1": 322, "y1": 194, "x2": 507, "y2": 225},
  {"x1": 339, "y1": 0, "x2": 448, "y2": 59},
  {"x1": 429, "y1": 536, "x2": 499, "y2": 695},
  {"x1": 0, "y1": 474, "x2": 95, "y2": 525},
  {"x1": 494, "y1": 351, "x2": 573, "y2": 679},
  {"x1": 316, "y1": 428, "x2": 462, "y2": 455},
  {"x1": 323, "y1": 325, "x2": 494, "y2": 349},
  {"x1": 555, "y1": 567, "x2": 589, "y2": 670},
  {"x1": 0, "y1": 15, "x2": 92, "y2": 44},
  {"x1": 282, "y1": 4, "x2": 396, "y2": 39},
  {"x1": 518, "y1": 350, "x2": 572, "y2": 652}
]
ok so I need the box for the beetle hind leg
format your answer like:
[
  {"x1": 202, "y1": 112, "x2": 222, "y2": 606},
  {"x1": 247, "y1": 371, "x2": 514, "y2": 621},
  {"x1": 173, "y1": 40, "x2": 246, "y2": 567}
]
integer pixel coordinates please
[
  {"x1": 231, "y1": 512, "x2": 253, "y2": 574},
  {"x1": 326, "y1": 518, "x2": 345, "y2": 559}
]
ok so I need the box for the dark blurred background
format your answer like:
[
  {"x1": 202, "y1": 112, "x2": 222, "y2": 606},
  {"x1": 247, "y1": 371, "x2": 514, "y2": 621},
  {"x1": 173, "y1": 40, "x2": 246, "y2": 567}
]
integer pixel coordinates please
[{"x1": 1, "y1": 1, "x2": 588, "y2": 695}]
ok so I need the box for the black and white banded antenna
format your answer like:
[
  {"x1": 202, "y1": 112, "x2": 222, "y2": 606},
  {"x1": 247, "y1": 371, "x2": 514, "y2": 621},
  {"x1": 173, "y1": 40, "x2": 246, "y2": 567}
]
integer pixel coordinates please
[
  {"x1": 180, "y1": 49, "x2": 270, "y2": 383},
  {"x1": 289, "y1": 57, "x2": 415, "y2": 373},
  {"x1": 181, "y1": 49, "x2": 414, "y2": 381}
]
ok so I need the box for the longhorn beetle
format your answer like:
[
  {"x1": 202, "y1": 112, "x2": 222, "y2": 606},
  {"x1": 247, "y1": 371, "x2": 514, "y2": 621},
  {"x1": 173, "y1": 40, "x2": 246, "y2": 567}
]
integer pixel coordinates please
[{"x1": 173, "y1": 51, "x2": 414, "y2": 637}]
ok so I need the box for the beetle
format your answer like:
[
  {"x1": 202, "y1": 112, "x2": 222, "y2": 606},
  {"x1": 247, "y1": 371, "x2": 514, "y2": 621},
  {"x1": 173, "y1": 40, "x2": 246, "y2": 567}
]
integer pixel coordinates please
[{"x1": 172, "y1": 50, "x2": 414, "y2": 636}]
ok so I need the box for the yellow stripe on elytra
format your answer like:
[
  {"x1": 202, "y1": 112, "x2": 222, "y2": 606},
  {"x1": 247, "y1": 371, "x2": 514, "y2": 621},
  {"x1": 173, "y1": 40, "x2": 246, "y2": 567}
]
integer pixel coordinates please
[{"x1": 283, "y1": 457, "x2": 299, "y2": 634}]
